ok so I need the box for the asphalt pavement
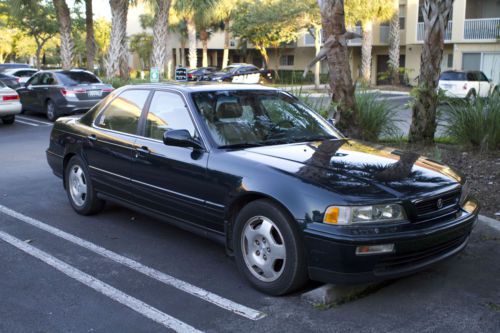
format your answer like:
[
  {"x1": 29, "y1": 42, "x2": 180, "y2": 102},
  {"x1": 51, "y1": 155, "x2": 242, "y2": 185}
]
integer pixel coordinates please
[{"x1": 0, "y1": 113, "x2": 499, "y2": 332}]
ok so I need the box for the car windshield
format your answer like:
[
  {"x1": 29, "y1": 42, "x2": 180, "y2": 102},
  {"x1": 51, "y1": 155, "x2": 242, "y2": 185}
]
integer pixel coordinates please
[
  {"x1": 192, "y1": 90, "x2": 343, "y2": 148},
  {"x1": 56, "y1": 71, "x2": 100, "y2": 85},
  {"x1": 220, "y1": 66, "x2": 237, "y2": 73},
  {"x1": 440, "y1": 72, "x2": 467, "y2": 81}
]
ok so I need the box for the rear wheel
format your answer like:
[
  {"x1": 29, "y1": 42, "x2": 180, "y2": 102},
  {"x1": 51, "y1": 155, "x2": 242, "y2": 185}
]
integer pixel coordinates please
[
  {"x1": 46, "y1": 99, "x2": 59, "y2": 122},
  {"x1": 466, "y1": 90, "x2": 477, "y2": 104},
  {"x1": 233, "y1": 199, "x2": 308, "y2": 295},
  {"x1": 65, "y1": 156, "x2": 105, "y2": 215},
  {"x1": 2, "y1": 116, "x2": 15, "y2": 125}
]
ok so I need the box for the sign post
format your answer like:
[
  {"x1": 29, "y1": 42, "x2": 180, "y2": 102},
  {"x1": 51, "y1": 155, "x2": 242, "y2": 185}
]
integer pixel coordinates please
[
  {"x1": 175, "y1": 67, "x2": 188, "y2": 81},
  {"x1": 150, "y1": 67, "x2": 160, "y2": 83}
]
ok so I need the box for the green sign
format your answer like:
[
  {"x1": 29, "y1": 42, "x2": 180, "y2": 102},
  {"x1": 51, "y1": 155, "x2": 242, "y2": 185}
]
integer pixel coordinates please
[{"x1": 150, "y1": 67, "x2": 160, "y2": 83}]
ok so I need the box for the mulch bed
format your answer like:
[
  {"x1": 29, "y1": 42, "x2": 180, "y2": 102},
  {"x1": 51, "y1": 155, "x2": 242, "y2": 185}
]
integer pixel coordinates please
[{"x1": 389, "y1": 143, "x2": 500, "y2": 220}]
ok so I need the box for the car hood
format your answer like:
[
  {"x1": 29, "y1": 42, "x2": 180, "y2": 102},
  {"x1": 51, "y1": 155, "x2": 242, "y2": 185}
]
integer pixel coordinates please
[{"x1": 241, "y1": 139, "x2": 463, "y2": 200}]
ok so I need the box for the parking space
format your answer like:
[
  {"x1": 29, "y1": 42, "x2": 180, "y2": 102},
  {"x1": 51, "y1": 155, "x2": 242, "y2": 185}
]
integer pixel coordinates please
[{"x1": 1, "y1": 117, "x2": 500, "y2": 332}]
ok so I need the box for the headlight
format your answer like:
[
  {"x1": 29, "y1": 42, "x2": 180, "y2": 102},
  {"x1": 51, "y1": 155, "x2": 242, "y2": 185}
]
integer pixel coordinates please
[
  {"x1": 459, "y1": 181, "x2": 470, "y2": 206},
  {"x1": 324, "y1": 204, "x2": 406, "y2": 225}
]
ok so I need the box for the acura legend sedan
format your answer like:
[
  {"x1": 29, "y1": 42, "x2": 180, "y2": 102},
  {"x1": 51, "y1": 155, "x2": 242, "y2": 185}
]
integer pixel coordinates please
[{"x1": 46, "y1": 83, "x2": 479, "y2": 295}]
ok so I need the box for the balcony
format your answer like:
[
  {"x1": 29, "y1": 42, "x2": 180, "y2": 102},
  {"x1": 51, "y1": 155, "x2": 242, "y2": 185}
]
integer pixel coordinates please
[
  {"x1": 464, "y1": 18, "x2": 500, "y2": 40},
  {"x1": 417, "y1": 21, "x2": 452, "y2": 42},
  {"x1": 303, "y1": 27, "x2": 362, "y2": 47}
]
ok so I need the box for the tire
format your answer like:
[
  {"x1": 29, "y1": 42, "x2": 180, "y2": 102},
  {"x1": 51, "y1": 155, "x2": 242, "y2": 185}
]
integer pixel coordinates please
[
  {"x1": 233, "y1": 199, "x2": 308, "y2": 295},
  {"x1": 466, "y1": 90, "x2": 477, "y2": 104},
  {"x1": 46, "y1": 99, "x2": 59, "y2": 122},
  {"x1": 2, "y1": 116, "x2": 15, "y2": 125},
  {"x1": 65, "y1": 156, "x2": 105, "y2": 215}
]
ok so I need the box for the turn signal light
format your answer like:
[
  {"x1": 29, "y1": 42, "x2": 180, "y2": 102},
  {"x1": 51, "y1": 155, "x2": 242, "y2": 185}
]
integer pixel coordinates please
[
  {"x1": 2, "y1": 95, "x2": 19, "y2": 101},
  {"x1": 356, "y1": 244, "x2": 394, "y2": 256},
  {"x1": 324, "y1": 207, "x2": 340, "y2": 224}
]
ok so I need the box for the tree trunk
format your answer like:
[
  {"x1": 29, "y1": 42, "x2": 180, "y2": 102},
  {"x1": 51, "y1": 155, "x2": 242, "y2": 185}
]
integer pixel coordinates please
[
  {"x1": 317, "y1": 0, "x2": 358, "y2": 136},
  {"x1": 85, "y1": 0, "x2": 96, "y2": 71},
  {"x1": 186, "y1": 17, "x2": 197, "y2": 68},
  {"x1": 222, "y1": 19, "x2": 230, "y2": 69},
  {"x1": 361, "y1": 20, "x2": 373, "y2": 85},
  {"x1": 200, "y1": 29, "x2": 209, "y2": 67},
  {"x1": 53, "y1": 0, "x2": 73, "y2": 70},
  {"x1": 388, "y1": 0, "x2": 400, "y2": 85},
  {"x1": 314, "y1": 26, "x2": 321, "y2": 89},
  {"x1": 35, "y1": 46, "x2": 42, "y2": 70},
  {"x1": 256, "y1": 46, "x2": 269, "y2": 69},
  {"x1": 151, "y1": 0, "x2": 172, "y2": 76},
  {"x1": 180, "y1": 40, "x2": 186, "y2": 67},
  {"x1": 165, "y1": 33, "x2": 173, "y2": 80},
  {"x1": 409, "y1": 0, "x2": 454, "y2": 144},
  {"x1": 106, "y1": 0, "x2": 129, "y2": 79}
]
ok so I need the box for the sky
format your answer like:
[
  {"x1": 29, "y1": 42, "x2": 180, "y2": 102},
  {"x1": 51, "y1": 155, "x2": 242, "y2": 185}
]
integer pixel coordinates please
[{"x1": 66, "y1": 0, "x2": 112, "y2": 20}]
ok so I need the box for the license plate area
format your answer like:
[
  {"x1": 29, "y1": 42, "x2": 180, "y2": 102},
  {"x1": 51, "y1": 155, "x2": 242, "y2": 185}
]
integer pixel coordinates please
[{"x1": 87, "y1": 90, "x2": 102, "y2": 98}]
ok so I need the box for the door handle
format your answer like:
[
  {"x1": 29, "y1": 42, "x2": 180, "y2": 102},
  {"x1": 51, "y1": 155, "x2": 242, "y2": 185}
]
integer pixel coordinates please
[
  {"x1": 135, "y1": 146, "x2": 150, "y2": 158},
  {"x1": 88, "y1": 134, "x2": 97, "y2": 141}
]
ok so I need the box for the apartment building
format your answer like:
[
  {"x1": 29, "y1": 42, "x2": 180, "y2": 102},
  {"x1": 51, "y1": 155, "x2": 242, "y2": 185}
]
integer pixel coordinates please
[{"x1": 127, "y1": 0, "x2": 500, "y2": 85}]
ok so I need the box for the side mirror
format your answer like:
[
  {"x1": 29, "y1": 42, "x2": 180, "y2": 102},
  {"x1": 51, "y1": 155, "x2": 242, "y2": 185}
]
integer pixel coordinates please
[{"x1": 163, "y1": 129, "x2": 203, "y2": 150}]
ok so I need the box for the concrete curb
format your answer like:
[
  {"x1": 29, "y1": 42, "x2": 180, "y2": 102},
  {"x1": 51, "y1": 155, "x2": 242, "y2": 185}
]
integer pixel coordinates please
[
  {"x1": 301, "y1": 283, "x2": 381, "y2": 307},
  {"x1": 479, "y1": 214, "x2": 500, "y2": 232}
]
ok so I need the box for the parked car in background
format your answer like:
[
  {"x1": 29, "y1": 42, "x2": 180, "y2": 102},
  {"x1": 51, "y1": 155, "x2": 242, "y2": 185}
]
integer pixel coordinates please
[
  {"x1": 47, "y1": 83, "x2": 478, "y2": 295},
  {"x1": 0, "y1": 73, "x2": 22, "y2": 89},
  {"x1": 438, "y1": 70, "x2": 496, "y2": 100},
  {"x1": 0, "y1": 81, "x2": 21, "y2": 125},
  {"x1": 187, "y1": 67, "x2": 216, "y2": 81},
  {"x1": 0, "y1": 63, "x2": 31, "y2": 73},
  {"x1": 17, "y1": 69, "x2": 113, "y2": 121},
  {"x1": 210, "y1": 63, "x2": 273, "y2": 84},
  {"x1": 3, "y1": 68, "x2": 38, "y2": 84}
]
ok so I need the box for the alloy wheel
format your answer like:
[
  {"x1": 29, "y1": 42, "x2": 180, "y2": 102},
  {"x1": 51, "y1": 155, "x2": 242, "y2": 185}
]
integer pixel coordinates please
[{"x1": 69, "y1": 165, "x2": 87, "y2": 207}]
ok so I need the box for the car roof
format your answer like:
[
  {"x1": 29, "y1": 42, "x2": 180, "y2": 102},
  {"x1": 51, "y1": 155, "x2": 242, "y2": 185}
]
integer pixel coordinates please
[
  {"x1": 4, "y1": 68, "x2": 37, "y2": 73},
  {"x1": 120, "y1": 82, "x2": 279, "y2": 93},
  {"x1": 36, "y1": 69, "x2": 96, "y2": 75}
]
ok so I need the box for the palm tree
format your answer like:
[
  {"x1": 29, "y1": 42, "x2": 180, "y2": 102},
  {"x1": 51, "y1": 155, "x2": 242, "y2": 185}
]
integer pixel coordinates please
[
  {"x1": 205, "y1": 0, "x2": 235, "y2": 69},
  {"x1": 174, "y1": 0, "x2": 216, "y2": 69},
  {"x1": 409, "y1": 0, "x2": 454, "y2": 144},
  {"x1": 147, "y1": 0, "x2": 172, "y2": 76},
  {"x1": 53, "y1": 0, "x2": 73, "y2": 69},
  {"x1": 84, "y1": 0, "x2": 96, "y2": 71},
  {"x1": 106, "y1": 0, "x2": 130, "y2": 79},
  {"x1": 345, "y1": 0, "x2": 395, "y2": 85},
  {"x1": 388, "y1": 0, "x2": 400, "y2": 85}
]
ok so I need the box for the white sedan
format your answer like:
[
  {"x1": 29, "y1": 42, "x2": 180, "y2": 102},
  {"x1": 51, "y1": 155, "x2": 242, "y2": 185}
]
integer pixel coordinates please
[
  {"x1": 0, "y1": 82, "x2": 22, "y2": 125},
  {"x1": 438, "y1": 70, "x2": 496, "y2": 100},
  {"x1": 2, "y1": 68, "x2": 38, "y2": 84}
]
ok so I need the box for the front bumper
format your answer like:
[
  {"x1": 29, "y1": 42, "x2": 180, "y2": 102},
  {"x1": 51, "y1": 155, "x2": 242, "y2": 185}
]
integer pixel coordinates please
[{"x1": 303, "y1": 201, "x2": 479, "y2": 284}]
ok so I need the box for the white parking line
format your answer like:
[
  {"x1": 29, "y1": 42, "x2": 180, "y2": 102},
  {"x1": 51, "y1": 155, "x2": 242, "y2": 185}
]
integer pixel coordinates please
[
  {"x1": 17, "y1": 116, "x2": 53, "y2": 126},
  {"x1": 14, "y1": 119, "x2": 39, "y2": 127},
  {"x1": 0, "y1": 204, "x2": 266, "y2": 320},
  {"x1": 0, "y1": 229, "x2": 202, "y2": 333}
]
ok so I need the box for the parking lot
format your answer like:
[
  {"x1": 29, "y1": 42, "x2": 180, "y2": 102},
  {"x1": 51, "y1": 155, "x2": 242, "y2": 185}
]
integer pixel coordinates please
[{"x1": 1, "y1": 112, "x2": 500, "y2": 333}]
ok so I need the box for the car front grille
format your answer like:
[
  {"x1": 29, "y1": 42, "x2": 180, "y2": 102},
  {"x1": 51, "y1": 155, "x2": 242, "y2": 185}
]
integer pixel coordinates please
[{"x1": 411, "y1": 189, "x2": 461, "y2": 222}]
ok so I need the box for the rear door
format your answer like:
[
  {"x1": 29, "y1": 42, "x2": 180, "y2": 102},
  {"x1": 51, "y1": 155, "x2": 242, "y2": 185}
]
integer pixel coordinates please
[
  {"x1": 130, "y1": 90, "x2": 218, "y2": 231},
  {"x1": 17, "y1": 73, "x2": 41, "y2": 110},
  {"x1": 477, "y1": 72, "x2": 492, "y2": 97},
  {"x1": 84, "y1": 89, "x2": 151, "y2": 199}
]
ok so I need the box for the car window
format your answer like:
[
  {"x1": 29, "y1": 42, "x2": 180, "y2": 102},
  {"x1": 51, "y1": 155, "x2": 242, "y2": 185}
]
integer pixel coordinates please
[
  {"x1": 478, "y1": 72, "x2": 489, "y2": 82},
  {"x1": 466, "y1": 72, "x2": 477, "y2": 81},
  {"x1": 27, "y1": 73, "x2": 42, "y2": 86},
  {"x1": 40, "y1": 73, "x2": 56, "y2": 85},
  {"x1": 96, "y1": 90, "x2": 150, "y2": 135},
  {"x1": 56, "y1": 71, "x2": 100, "y2": 85},
  {"x1": 440, "y1": 72, "x2": 467, "y2": 81},
  {"x1": 144, "y1": 91, "x2": 196, "y2": 140},
  {"x1": 18, "y1": 70, "x2": 36, "y2": 77}
]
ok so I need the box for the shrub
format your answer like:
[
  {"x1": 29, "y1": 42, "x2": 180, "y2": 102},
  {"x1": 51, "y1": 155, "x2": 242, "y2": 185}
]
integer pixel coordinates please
[
  {"x1": 355, "y1": 90, "x2": 402, "y2": 141},
  {"x1": 274, "y1": 70, "x2": 329, "y2": 85},
  {"x1": 443, "y1": 93, "x2": 500, "y2": 151}
]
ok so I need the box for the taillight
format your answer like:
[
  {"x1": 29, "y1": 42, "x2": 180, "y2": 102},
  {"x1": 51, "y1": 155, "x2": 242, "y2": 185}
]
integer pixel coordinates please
[
  {"x1": 188, "y1": 74, "x2": 193, "y2": 78},
  {"x1": 463, "y1": 83, "x2": 468, "y2": 90},
  {"x1": 61, "y1": 88, "x2": 85, "y2": 97},
  {"x1": 2, "y1": 95, "x2": 19, "y2": 101},
  {"x1": 102, "y1": 88, "x2": 114, "y2": 92}
]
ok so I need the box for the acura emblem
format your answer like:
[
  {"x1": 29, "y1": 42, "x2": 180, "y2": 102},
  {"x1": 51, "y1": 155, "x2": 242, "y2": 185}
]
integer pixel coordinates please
[{"x1": 437, "y1": 198, "x2": 443, "y2": 209}]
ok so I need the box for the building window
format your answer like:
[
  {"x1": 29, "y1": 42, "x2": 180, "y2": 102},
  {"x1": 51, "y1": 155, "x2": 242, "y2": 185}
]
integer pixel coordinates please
[
  {"x1": 447, "y1": 54, "x2": 453, "y2": 68},
  {"x1": 280, "y1": 55, "x2": 294, "y2": 66},
  {"x1": 399, "y1": 5, "x2": 406, "y2": 30},
  {"x1": 462, "y1": 53, "x2": 481, "y2": 71}
]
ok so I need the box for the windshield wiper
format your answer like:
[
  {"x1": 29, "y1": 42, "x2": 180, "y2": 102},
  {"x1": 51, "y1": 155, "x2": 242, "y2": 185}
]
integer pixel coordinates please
[
  {"x1": 289, "y1": 135, "x2": 338, "y2": 143},
  {"x1": 218, "y1": 142, "x2": 264, "y2": 149}
]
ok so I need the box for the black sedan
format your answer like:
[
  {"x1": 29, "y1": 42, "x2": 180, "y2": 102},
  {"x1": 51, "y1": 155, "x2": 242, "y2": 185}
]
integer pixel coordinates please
[
  {"x1": 46, "y1": 83, "x2": 479, "y2": 295},
  {"x1": 187, "y1": 67, "x2": 216, "y2": 81},
  {"x1": 17, "y1": 70, "x2": 113, "y2": 121},
  {"x1": 210, "y1": 64, "x2": 273, "y2": 84}
]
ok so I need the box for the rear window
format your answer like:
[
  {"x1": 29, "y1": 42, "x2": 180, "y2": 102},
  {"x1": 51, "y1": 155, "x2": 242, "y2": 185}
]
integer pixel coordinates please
[
  {"x1": 56, "y1": 72, "x2": 100, "y2": 85},
  {"x1": 440, "y1": 72, "x2": 467, "y2": 81}
]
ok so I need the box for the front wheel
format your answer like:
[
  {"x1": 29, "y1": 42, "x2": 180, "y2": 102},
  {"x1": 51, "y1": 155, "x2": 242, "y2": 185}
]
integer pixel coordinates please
[
  {"x1": 65, "y1": 156, "x2": 105, "y2": 215},
  {"x1": 233, "y1": 200, "x2": 308, "y2": 295},
  {"x1": 46, "y1": 100, "x2": 59, "y2": 122}
]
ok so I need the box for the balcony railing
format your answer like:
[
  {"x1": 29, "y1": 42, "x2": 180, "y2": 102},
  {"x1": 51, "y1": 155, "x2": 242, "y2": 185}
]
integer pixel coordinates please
[
  {"x1": 464, "y1": 18, "x2": 500, "y2": 40},
  {"x1": 417, "y1": 21, "x2": 452, "y2": 41},
  {"x1": 304, "y1": 27, "x2": 362, "y2": 46}
]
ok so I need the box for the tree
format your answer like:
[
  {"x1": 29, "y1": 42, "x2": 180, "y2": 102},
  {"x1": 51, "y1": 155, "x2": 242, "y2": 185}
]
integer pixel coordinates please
[
  {"x1": 129, "y1": 32, "x2": 153, "y2": 70},
  {"x1": 94, "y1": 18, "x2": 112, "y2": 72},
  {"x1": 231, "y1": 0, "x2": 302, "y2": 69},
  {"x1": 296, "y1": 0, "x2": 322, "y2": 88},
  {"x1": 205, "y1": 0, "x2": 236, "y2": 69},
  {"x1": 106, "y1": 0, "x2": 130, "y2": 79},
  {"x1": 388, "y1": 0, "x2": 400, "y2": 85},
  {"x1": 84, "y1": 0, "x2": 96, "y2": 71},
  {"x1": 409, "y1": 0, "x2": 454, "y2": 144},
  {"x1": 345, "y1": 0, "x2": 395, "y2": 84},
  {"x1": 174, "y1": 0, "x2": 216, "y2": 68},
  {"x1": 53, "y1": 0, "x2": 73, "y2": 69},
  {"x1": 315, "y1": 0, "x2": 359, "y2": 136},
  {"x1": 148, "y1": 0, "x2": 172, "y2": 75},
  {"x1": 5, "y1": 0, "x2": 59, "y2": 69}
]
